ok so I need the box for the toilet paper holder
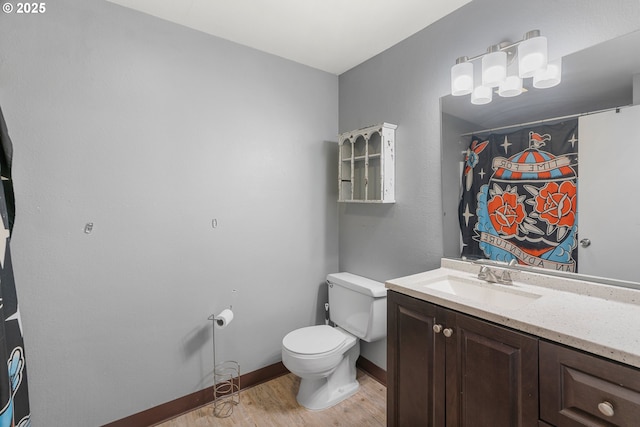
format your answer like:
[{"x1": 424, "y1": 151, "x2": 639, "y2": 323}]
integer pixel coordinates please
[{"x1": 208, "y1": 307, "x2": 240, "y2": 418}]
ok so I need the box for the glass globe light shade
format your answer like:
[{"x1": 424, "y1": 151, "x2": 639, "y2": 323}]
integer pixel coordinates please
[
  {"x1": 482, "y1": 50, "x2": 507, "y2": 88},
  {"x1": 533, "y1": 58, "x2": 562, "y2": 89},
  {"x1": 471, "y1": 85, "x2": 492, "y2": 105},
  {"x1": 451, "y1": 61, "x2": 474, "y2": 96},
  {"x1": 498, "y1": 75, "x2": 523, "y2": 97},
  {"x1": 518, "y1": 34, "x2": 547, "y2": 78}
]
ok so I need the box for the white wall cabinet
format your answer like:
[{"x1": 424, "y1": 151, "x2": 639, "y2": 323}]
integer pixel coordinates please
[{"x1": 338, "y1": 123, "x2": 397, "y2": 203}]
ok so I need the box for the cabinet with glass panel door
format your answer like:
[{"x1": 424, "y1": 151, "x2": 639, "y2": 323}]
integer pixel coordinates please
[{"x1": 338, "y1": 123, "x2": 396, "y2": 203}]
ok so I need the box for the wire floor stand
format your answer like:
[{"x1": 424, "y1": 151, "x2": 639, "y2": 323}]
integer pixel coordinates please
[{"x1": 208, "y1": 312, "x2": 240, "y2": 418}]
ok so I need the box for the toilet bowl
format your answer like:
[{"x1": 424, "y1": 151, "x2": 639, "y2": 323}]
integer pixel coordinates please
[
  {"x1": 282, "y1": 325, "x2": 359, "y2": 410},
  {"x1": 281, "y1": 272, "x2": 387, "y2": 410}
]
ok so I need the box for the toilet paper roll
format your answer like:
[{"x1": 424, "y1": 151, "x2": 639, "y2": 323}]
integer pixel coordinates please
[{"x1": 214, "y1": 309, "x2": 234, "y2": 329}]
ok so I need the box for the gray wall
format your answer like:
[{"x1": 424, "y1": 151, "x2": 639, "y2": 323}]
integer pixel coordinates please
[
  {"x1": 0, "y1": 0, "x2": 338, "y2": 425},
  {"x1": 339, "y1": 0, "x2": 640, "y2": 369}
]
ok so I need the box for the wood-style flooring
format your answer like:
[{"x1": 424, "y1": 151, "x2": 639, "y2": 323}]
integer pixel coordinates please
[{"x1": 155, "y1": 369, "x2": 386, "y2": 426}]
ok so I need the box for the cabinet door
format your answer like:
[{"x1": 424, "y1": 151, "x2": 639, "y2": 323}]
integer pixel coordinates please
[
  {"x1": 387, "y1": 291, "x2": 445, "y2": 427},
  {"x1": 446, "y1": 312, "x2": 539, "y2": 427},
  {"x1": 540, "y1": 340, "x2": 640, "y2": 426}
]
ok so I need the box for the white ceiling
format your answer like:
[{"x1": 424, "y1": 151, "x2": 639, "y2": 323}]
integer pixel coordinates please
[{"x1": 106, "y1": 0, "x2": 471, "y2": 75}]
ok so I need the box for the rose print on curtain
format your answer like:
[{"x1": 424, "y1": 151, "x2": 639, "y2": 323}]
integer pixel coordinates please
[
  {"x1": 534, "y1": 181, "x2": 577, "y2": 229},
  {"x1": 487, "y1": 189, "x2": 527, "y2": 236},
  {"x1": 0, "y1": 106, "x2": 30, "y2": 427},
  {"x1": 459, "y1": 121, "x2": 579, "y2": 272}
]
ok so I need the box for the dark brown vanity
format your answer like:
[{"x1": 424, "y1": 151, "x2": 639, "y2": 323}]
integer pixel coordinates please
[{"x1": 386, "y1": 260, "x2": 640, "y2": 426}]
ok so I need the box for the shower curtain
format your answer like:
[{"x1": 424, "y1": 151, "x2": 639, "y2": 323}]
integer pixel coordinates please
[
  {"x1": 0, "y1": 106, "x2": 30, "y2": 426},
  {"x1": 459, "y1": 120, "x2": 579, "y2": 273}
]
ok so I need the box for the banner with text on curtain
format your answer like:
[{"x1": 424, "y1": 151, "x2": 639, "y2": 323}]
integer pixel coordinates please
[{"x1": 458, "y1": 121, "x2": 579, "y2": 273}]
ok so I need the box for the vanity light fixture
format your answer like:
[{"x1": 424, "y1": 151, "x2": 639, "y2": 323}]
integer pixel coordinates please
[
  {"x1": 451, "y1": 56, "x2": 474, "y2": 96},
  {"x1": 451, "y1": 30, "x2": 561, "y2": 105},
  {"x1": 533, "y1": 58, "x2": 562, "y2": 89},
  {"x1": 498, "y1": 74, "x2": 524, "y2": 98},
  {"x1": 498, "y1": 59, "x2": 523, "y2": 98},
  {"x1": 518, "y1": 30, "x2": 548, "y2": 77},
  {"x1": 471, "y1": 85, "x2": 492, "y2": 105},
  {"x1": 482, "y1": 44, "x2": 507, "y2": 87}
]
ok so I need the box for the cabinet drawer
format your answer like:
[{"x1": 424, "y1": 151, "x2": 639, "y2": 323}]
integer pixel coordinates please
[{"x1": 540, "y1": 340, "x2": 640, "y2": 426}]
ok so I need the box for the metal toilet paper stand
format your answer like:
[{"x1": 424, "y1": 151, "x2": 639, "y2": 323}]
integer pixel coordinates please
[{"x1": 208, "y1": 308, "x2": 240, "y2": 418}]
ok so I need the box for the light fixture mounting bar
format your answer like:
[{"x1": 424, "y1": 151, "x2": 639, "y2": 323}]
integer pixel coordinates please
[
  {"x1": 460, "y1": 40, "x2": 515, "y2": 63},
  {"x1": 456, "y1": 30, "x2": 541, "y2": 64}
]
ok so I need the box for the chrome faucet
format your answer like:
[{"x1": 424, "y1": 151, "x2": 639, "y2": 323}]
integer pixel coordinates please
[{"x1": 477, "y1": 265, "x2": 513, "y2": 285}]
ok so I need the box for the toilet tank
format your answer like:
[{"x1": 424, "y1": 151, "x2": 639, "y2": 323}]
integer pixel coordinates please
[{"x1": 327, "y1": 272, "x2": 387, "y2": 342}]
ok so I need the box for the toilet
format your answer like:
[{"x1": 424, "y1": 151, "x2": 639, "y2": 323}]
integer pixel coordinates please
[{"x1": 281, "y1": 272, "x2": 387, "y2": 410}]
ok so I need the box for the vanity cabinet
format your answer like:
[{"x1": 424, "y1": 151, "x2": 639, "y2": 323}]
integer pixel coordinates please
[
  {"x1": 387, "y1": 290, "x2": 539, "y2": 427},
  {"x1": 388, "y1": 290, "x2": 640, "y2": 427},
  {"x1": 338, "y1": 122, "x2": 396, "y2": 203},
  {"x1": 539, "y1": 340, "x2": 640, "y2": 426}
]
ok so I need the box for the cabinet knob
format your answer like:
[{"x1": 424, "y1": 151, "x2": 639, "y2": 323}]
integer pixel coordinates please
[
  {"x1": 433, "y1": 324, "x2": 443, "y2": 334},
  {"x1": 580, "y1": 238, "x2": 591, "y2": 248},
  {"x1": 443, "y1": 328, "x2": 454, "y2": 338},
  {"x1": 597, "y1": 401, "x2": 615, "y2": 417}
]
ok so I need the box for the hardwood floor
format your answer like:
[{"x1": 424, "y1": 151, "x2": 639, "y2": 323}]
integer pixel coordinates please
[{"x1": 155, "y1": 369, "x2": 386, "y2": 426}]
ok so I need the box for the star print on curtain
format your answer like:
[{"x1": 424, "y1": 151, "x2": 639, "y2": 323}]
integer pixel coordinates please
[
  {"x1": 459, "y1": 120, "x2": 579, "y2": 272},
  {"x1": 0, "y1": 106, "x2": 30, "y2": 427}
]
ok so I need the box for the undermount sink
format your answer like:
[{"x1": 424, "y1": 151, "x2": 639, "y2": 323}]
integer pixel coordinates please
[{"x1": 423, "y1": 275, "x2": 541, "y2": 310}]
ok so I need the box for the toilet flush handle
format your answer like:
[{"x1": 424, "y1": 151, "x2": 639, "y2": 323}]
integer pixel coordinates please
[{"x1": 324, "y1": 303, "x2": 330, "y2": 325}]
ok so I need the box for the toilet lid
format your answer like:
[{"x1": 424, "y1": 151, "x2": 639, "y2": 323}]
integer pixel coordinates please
[{"x1": 283, "y1": 325, "x2": 346, "y2": 355}]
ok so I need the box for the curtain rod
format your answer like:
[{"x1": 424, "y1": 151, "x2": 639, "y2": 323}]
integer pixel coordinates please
[{"x1": 459, "y1": 104, "x2": 630, "y2": 137}]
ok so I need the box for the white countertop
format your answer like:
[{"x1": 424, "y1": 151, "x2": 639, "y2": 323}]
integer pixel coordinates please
[{"x1": 385, "y1": 259, "x2": 640, "y2": 368}]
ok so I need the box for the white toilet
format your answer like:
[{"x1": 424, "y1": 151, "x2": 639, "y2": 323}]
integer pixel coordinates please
[{"x1": 281, "y1": 272, "x2": 387, "y2": 410}]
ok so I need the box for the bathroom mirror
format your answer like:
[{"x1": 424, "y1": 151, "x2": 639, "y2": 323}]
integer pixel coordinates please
[{"x1": 441, "y1": 29, "x2": 640, "y2": 287}]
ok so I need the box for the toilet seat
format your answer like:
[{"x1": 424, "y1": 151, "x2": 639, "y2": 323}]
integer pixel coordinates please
[{"x1": 282, "y1": 325, "x2": 349, "y2": 356}]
